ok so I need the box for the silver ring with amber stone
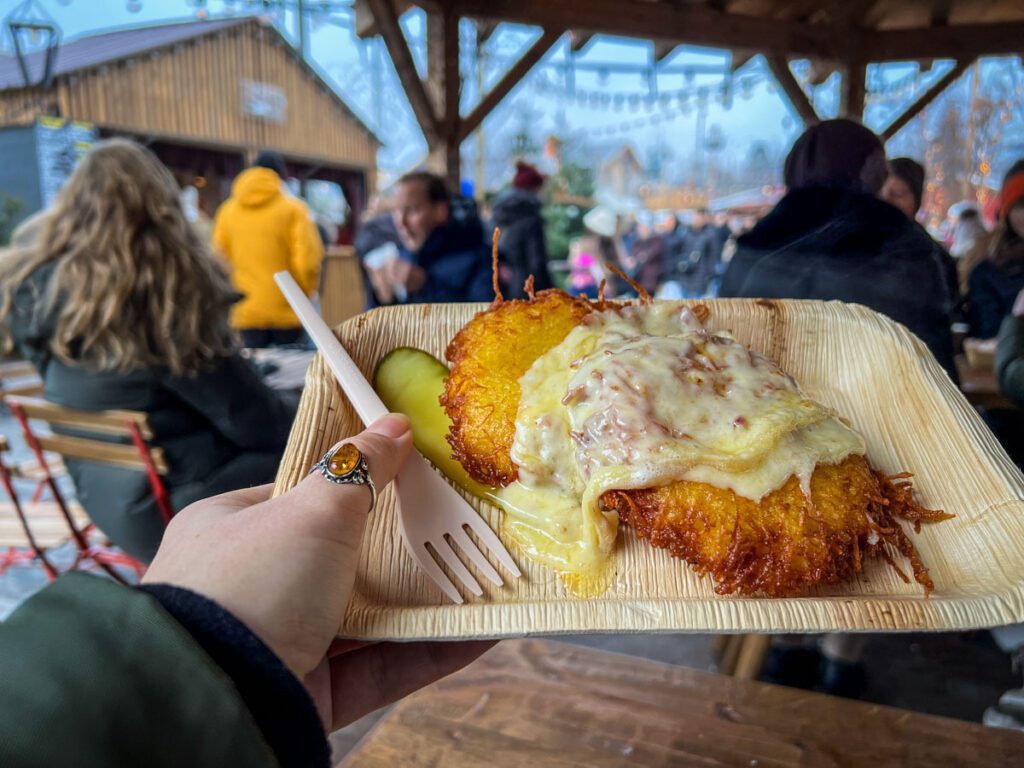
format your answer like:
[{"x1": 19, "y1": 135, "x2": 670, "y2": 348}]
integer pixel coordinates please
[{"x1": 310, "y1": 443, "x2": 377, "y2": 511}]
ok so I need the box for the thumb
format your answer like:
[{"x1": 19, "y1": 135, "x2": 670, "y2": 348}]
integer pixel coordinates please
[{"x1": 286, "y1": 413, "x2": 413, "y2": 525}]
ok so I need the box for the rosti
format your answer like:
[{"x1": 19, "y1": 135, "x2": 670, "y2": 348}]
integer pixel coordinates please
[
  {"x1": 441, "y1": 289, "x2": 592, "y2": 487},
  {"x1": 442, "y1": 287, "x2": 951, "y2": 597}
]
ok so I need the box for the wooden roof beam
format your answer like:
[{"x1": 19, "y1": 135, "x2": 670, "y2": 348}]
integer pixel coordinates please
[
  {"x1": 880, "y1": 58, "x2": 973, "y2": 141},
  {"x1": 459, "y1": 28, "x2": 563, "y2": 142},
  {"x1": 476, "y1": 19, "x2": 499, "y2": 47},
  {"x1": 731, "y1": 51, "x2": 756, "y2": 73},
  {"x1": 931, "y1": 0, "x2": 954, "y2": 27},
  {"x1": 653, "y1": 40, "x2": 676, "y2": 63},
  {"x1": 445, "y1": 0, "x2": 839, "y2": 60},
  {"x1": 354, "y1": 0, "x2": 413, "y2": 38},
  {"x1": 864, "y1": 23, "x2": 1024, "y2": 61},
  {"x1": 765, "y1": 54, "x2": 819, "y2": 127},
  {"x1": 365, "y1": 0, "x2": 441, "y2": 144},
  {"x1": 569, "y1": 31, "x2": 594, "y2": 53}
]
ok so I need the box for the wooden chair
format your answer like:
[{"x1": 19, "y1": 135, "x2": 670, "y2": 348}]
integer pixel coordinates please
[
  {"x1": 0, "y1": 434, "x2": 59, "y2": 579},
  {"x1": 4, "y1": 396, "x2": 173, "y2": 584},
  {"x1": 0, "y1": 360, "x2": 44, "y2": 399}
]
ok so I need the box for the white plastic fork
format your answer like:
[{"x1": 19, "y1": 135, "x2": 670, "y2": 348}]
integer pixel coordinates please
[{"x1": 275, "y1": 272, "x2": 521, "y2": 603}]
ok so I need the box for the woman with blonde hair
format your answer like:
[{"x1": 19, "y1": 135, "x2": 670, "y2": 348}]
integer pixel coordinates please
[{"x1": 0, "y1": 139, "x2": 296, "y2": 561}]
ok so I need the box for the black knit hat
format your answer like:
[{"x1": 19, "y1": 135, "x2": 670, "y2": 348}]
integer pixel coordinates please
[
  {"x1": 888, "y1": 157, "x2": 925, "y2": 213},
  {"x1": 254, "y1": 150, "x2": 286, "y2": 177},
  {"x1": 784, "y1": 119, "x2": 887, "y2": 195}
]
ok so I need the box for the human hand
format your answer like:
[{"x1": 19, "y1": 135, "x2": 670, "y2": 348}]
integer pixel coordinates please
[
  {"x1": 143, "y1": 414, "x2": 493, "y2": 730},
  {"x1": 367, "y1": 266, "x2": 395, "y2": 304},
  {"x1": 388, "y1": 259, "x2": 427, "y2": 294}
]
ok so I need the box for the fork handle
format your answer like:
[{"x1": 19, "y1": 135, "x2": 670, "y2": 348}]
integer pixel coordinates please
[{"x1": 274, "y1": 272, "x2": 388, "y2": 425}]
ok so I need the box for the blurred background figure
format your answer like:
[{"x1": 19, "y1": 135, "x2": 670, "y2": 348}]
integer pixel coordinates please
[
  {"x1": 881, "y1": 157, "x2": 925, "y2": 221},
  {"x1": 882, "y1": 157, "x2": 960, "y2": 319},
  {"x1": 179, "y1": 184, "x2": 213, "y2": 244},
  {"x1": 212, "y1": 150, "x2": 323, "y2": 348},
  {"x1": 721, "y1": 118, "x2": 957, "y2": 381},
  {"x1": 625, "y1": 211, "x2": 665, "y2": 296},
  {"x1": 659, "y1": 207, "x2": 722, "y2": 299},
  {"x1": 381, "y1": 171, "x2": 492, "y2": 304},
  {"x1": 0, "y1": 139, "x2": 295, "y2": 562},
  {"x1": 355, "y1": 195, "x2": 403, "y2": 310},
  {"x1": 491, "y1": 161, "x2": 553, "y2": 298},
  {"x1": 965, "y1": 162, "x2": 1024, "y2": 339},
  {"x1": 569, "y1": 206, "x2": 620, "y2": 298},
  {"x1": 949, "y1": 207, "x2": 987, "y2": 263}
]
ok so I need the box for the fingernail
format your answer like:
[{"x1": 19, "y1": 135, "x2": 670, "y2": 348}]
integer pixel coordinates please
[{"x1": 368, "y1": 413, "x2": 411, "y2": 438}]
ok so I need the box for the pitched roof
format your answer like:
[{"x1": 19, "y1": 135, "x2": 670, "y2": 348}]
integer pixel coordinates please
[
  {"x1": 0, "y1": 17, "x2": 378, "y2": 143},
  {"x1": 0, "y1": 17, "x2": 245, "y2": 90}
]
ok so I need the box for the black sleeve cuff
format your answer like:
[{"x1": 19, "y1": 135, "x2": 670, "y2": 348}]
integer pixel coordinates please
[{"x1": 137, "y1": 584, "x2": 330, "y2": 768}]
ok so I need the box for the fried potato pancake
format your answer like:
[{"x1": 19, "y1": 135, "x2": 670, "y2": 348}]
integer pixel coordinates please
[
  {"x1": 601, "y1": 455, "x2": 949, "y2": 596},
  {"x1": 441, "y1": 290, "x2": 593, "y2": 486},
  {"x1": 442, "y1": 290, "x2": 951, "y2": 596}
]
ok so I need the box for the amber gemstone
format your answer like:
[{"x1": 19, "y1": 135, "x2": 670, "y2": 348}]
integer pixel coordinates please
[{"x1": 328, "y1": 444, "x2": 361, "y2": 476}]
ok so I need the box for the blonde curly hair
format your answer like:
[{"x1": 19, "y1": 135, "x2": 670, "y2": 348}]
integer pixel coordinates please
[{"x1": 0, "y1": 138, "x2": 236, "y2": 376}]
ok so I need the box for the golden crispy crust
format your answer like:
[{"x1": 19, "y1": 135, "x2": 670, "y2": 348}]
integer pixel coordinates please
[
  {"x1": 442, "y1": 288, "x2": 951, "y2": 596},
  {"x1": 601, "y1": 455, "x2": 952, "y2": 597},
  {"x1": 441, "y1": 290, "x2": 594, "y2": 486}
]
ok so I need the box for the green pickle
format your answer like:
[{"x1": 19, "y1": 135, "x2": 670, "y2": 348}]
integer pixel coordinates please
[{"x1": 373, "y1": 346, "x2": 494, "y2": 501}]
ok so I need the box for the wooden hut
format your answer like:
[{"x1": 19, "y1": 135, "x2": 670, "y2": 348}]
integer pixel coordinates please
[{"x1": 0, "y1": 17, "x2": 378, "y2": 221}]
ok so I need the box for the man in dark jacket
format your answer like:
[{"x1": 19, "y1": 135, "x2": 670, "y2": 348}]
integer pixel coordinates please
[
  {"x1": 491, "y1": 161, "x2": 553, "y2": 298},
  {"x1": 663, "y1": 208, "x2": 721, "y2": 297},
  {"x1": 720, "y1": 119, "x2": 958, "y2": 382},
  {"x1": 369, "y1": 171, "x2": 493, "y2": 305}
]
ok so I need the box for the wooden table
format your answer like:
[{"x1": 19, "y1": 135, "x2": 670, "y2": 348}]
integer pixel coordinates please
[
  {"x1": 340, "y1": 639, "x2": 1024, "y2": 767},
  {"x1": 956, "y1": 354, "x2": 1015, "y2": 410}
]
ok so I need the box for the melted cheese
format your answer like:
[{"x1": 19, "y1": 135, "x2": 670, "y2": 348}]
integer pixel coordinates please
[{"x1": 495, "y1": 302, "x2": 865, "y2": 594}]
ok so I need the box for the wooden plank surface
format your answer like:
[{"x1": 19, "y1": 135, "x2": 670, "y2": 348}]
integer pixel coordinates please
[
  {"x1": 341, "y1": 639, "x2": 1024, "y2": 768},
  {"x1": 0, "y1": 501, "x2": 88, "y2": 548}
]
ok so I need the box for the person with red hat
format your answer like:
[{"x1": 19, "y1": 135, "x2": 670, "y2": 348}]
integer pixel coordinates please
[
  {"x1": 966, "y1": 162, "x2": 1024, "y2": 338},
  {"x1": 490, "y1": 161, "x2": 553, "y2": 298}
]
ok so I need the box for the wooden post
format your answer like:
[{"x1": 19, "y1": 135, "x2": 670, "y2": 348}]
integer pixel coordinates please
[
  {"x1": 879, "y1": 59, "x2": 971, "y2": 141},
  {"x1": 840, "y1": 59, "x2": 866, "y2": 120},
  {"x1": 426, "y1": 8, "x2": 462, "y2": 188},
  {"x1": 765, "y1": 54, "x2": 819, "y2": 127}
]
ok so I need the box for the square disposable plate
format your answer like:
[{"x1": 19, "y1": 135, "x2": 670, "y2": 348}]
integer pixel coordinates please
[{"x1": 273, "y1": 300, "x2": 1024, "y2": 640}]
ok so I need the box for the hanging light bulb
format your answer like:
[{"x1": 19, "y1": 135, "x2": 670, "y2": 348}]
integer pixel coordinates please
[{"x1": 126, "y1": 0, "x2": 143, "y2": 11}]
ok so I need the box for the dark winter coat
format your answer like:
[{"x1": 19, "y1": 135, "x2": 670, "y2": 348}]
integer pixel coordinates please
[
  {"x1": 967, "y1": 259, "x2": 1024, "y2": 339},
  {"x1": 720, "y1": 187, "x2": 958, "y2": 381},
  {"x1": 664, "y1": 225, "x2": 721, "y2": 295},
  {"x1": 997, "y1": 314, "x2": 1024, "y2": 408},
  {"x1": 491, "y1": 188, "x2": 553, "y2": 298},
  {"x1": 397, "y1": 219, "x2": 494, "y2": 304},
  {"x1": 629, "y1": 234, "x2": 665, "y2": 294},
  {"x1": 7, "y1": 263, "x2": 296, "y2": 561}
]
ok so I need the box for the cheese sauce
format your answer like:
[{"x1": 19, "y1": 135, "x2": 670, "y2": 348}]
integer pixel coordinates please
[{"x1": 495, "y1": 303, "x2": 865, "y2": 594}]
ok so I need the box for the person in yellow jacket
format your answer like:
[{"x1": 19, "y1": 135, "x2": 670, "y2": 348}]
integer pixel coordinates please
[{"x1": 213, "y1": 151, "x2": 324, "y2": 347}]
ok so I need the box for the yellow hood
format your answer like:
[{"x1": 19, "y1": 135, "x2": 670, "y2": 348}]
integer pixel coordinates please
[{"x1": 231, "y1": 167, "x2": 283, "y2": 209}]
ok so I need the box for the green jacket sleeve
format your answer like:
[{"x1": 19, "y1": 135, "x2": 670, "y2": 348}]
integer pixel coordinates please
[
  {"x1": 0, "y1": 574, "x2": 278, "y2": 768},
  {"x1": 997, "y1": 314, "x2": 1024, "y2": 408}
]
